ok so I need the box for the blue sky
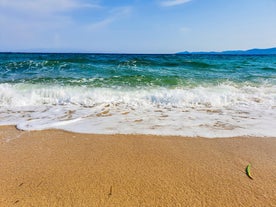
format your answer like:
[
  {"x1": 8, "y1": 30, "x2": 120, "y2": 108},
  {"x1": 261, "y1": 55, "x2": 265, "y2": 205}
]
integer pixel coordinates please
[{"x1": 0, "y1": 0, "x2": 275, "y2": 53}]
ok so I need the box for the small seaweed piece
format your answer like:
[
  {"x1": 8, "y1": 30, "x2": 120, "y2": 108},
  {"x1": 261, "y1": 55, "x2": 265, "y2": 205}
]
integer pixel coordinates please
[
  {"x1": 108, "y1": 186, "x2": 113, "y2": 197},
  {"x1": 246, "y1": 164, "x2": 253, "y2": 179}
]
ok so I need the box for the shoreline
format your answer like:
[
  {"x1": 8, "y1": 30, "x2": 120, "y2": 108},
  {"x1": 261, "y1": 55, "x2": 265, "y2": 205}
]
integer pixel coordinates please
[
  {"x1": 10, "y1": 124, "x2": 276, "y2": 139},
  {"x1": 1, "y1": 125, "x2": 276, "y2": 206}
]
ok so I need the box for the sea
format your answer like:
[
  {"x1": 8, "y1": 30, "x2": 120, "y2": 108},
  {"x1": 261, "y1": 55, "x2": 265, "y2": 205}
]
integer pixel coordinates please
[{"x1": 0, "y1": 53, "x2": 275, "y2": 137}]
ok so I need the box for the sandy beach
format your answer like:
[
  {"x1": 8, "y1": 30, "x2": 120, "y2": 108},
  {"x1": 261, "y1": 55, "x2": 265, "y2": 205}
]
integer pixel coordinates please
[{"x1": 0, "y1": 125, "x2": 275, "y2": 206}]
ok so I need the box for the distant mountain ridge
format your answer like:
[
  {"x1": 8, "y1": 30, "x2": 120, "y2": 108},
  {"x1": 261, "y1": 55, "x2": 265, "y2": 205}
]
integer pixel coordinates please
[{"x1": 177, "y1": 47, "x2": 276, "y2": 55}]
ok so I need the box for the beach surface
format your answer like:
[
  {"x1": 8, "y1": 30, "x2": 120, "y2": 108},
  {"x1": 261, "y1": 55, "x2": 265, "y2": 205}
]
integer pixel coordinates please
[{"x1": 0, "y1": 126, "x2": 275, "y2": 207}]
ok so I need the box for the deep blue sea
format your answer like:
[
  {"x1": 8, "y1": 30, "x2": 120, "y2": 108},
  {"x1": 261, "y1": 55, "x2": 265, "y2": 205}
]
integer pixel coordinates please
[{"x1": 0, "y1": 53, "x2": 275, "y2": 137}]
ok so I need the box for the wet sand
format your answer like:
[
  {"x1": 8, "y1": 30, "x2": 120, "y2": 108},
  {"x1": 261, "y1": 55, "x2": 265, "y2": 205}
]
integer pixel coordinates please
[{"x1": 0, "y1": 125, "x2": 275, "y2": 206}]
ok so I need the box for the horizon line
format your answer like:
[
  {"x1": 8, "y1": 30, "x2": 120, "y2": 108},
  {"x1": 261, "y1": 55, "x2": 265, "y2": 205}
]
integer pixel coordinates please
[{"x1": 1, "y1": 46, "x2": 275, "y2": 55}]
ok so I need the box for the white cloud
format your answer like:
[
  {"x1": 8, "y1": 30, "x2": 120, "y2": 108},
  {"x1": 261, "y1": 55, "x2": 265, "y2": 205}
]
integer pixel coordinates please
[
  {"x1": 86, "y1": 6, "x2": 132, "y2": 30},
  {"x1": 0, "y1": 0, "x2": 100, "y2": 14},
  {"x1": 109, "y1": 6, "x2": 132, "y2": 16},
  {"x1": 0, "y1": 1, "x2": 132, "y2": 51},
  {"x1": 0, "y1": 0, "x2": 80, "y2": 50},
  {"x1": 161, "y1": 0, "x2": 192, "y2": 7},
  {"x1": 0, "y1": 11, "x2": 73, "y2": 49}
]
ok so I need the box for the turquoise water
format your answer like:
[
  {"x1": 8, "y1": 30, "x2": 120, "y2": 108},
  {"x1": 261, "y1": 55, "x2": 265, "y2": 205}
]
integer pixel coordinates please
[
  {"x1": 0, "y1": 53, "x2": 276, "y2": 137},
  {"x1": 1, "y1": 53, "x2": 275, "y2": 87}
]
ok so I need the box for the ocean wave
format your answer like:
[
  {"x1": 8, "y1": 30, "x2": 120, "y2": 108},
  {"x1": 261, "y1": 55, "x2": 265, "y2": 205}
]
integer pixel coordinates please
[
  {"x1": 0, "y1": 53, "x2": 275, "y2": 137},
  {"x1": 0, "y1": 82, "x2": 275, "y2": 108}
]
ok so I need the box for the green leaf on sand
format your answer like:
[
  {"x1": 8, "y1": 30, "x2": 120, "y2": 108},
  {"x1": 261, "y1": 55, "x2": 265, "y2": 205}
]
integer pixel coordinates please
[{"x1": 246, "y1": 164, "x2": 253, "y2": 179}]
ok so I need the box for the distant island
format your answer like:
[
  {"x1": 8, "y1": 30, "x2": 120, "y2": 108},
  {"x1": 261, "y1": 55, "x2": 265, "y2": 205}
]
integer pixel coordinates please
[{"x1": 177, "y1": 47, "x2": 276, "y2": 55}]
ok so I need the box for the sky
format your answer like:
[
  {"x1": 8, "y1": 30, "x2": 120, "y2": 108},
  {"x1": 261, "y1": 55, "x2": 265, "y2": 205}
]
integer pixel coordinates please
[{"x1": 0, "y1": 0, "x2": 276, "y2": 53}]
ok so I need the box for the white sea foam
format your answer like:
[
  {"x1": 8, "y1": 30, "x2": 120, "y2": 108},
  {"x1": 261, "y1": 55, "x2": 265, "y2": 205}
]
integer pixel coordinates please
[{"x1": 0, "y1": 83, "x2": 275, "y2": 137}]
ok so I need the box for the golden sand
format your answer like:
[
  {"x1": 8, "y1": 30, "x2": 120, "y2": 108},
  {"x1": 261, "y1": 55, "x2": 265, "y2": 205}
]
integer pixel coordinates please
[{"x1": 0, "y1": 126, "x2": 275, "y2": 206}]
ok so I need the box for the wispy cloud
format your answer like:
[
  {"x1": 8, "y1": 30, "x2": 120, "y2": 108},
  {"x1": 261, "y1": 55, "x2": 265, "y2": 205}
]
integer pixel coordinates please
[
  {"x1": 161, "y1": 0, "x2": 192, "y2": 7},
  {"x1": 0, "y1": 0, "x2": 132, "y2": 50},
  {"x1": 86, "y1": 6, "x2": 132, "y2": 30},
  {"x1": 0, "y1": 0, "x2": 93, "y2": 50},
  {"x1": 0, "y1": 0, "x2": 100, "y2": 14}
]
